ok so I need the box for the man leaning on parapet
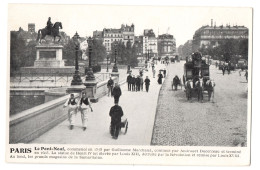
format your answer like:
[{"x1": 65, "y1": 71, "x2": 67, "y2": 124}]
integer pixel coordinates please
[{"x1": 107, "y1": 76, "x2": 114, "y2": 97}]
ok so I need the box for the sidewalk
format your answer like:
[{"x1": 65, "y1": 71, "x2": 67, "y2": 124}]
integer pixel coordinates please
[{"x1": 31, "y1": 62, "x2": 166, "y2": 145}]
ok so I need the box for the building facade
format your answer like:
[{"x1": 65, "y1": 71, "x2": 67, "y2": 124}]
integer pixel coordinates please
[
  {"x1": 93, "y1": 24, "x2": 135, "y2": 54},
  {"x1": 121, "y1": 24, "x2": 135, "y2": 46},
  {"x1": 103, "y1": 28, "x2": 123, "y2": 53},
  {"x1": 93, "y1": 30, "x2": 103, "y2": 41},
  {"x1": 158, "y1": 34, "x2": 176, "y2": 58},
  {"x1": 134, "y1": 36, "x2": 143, "y2": 57},
  {"x1": 28, "y1": 23, "x2": 35, "y2": 33},
  {"x1": 143, "y1": 29, "x2": 158, "y2": 58},
  {"x1": 192, "y1": 21, "x2": 248, "y2": 51}
]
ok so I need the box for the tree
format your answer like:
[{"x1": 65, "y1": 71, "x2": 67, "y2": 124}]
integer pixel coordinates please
[
  {"x1": 63, "y1": 39, "x2": 76, "y2": 66},
  {"x1": 10, "y1": 31, "x2": 26, "y2": 71},
  {"x1": 129, "y1": 44, "x2": 138, "y2": 67},
  {"x1": 89, "y1": 39, "x2": 106, "y2": 65},
  {"x1": 198, "y1": 38, "x2": 248, "y2": 62},
  {"x1": 24, "y1": 41, "x2": 37, "y2": 67}
]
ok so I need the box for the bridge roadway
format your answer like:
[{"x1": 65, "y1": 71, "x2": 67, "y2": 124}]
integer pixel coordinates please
[{"x1": 31, "y1": 62, "x2": 166, "y2": 145}]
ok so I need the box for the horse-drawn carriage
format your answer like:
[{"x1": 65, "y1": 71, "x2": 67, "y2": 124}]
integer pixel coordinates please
[{"x1": 183, "y1": 52, "x2": 215, "y2": 101}]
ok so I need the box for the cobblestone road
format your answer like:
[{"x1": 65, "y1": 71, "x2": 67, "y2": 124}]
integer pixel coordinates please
[{"x1": 151, "y1": 61, "x2": 248, "y2": 146}]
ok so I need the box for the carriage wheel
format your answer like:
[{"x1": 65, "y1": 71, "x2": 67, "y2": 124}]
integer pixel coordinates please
[{"x1": 124, "y1": 121, "x2": 128, "y2": 134}]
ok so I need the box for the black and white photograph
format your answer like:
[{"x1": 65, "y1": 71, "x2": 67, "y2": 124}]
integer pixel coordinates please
[{"x1": 5, "y1": 2, "x2": 253, "y2": 166}]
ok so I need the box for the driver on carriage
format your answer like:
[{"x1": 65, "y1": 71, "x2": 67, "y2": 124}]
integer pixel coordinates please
[{"x1": 46, "y1": 17, "x2": 53, "y2": 34}]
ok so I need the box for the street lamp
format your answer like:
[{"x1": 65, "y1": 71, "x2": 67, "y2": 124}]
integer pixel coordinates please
[
  {"x1": 106, "y1": 56, "x2": 109, "y2": 72},
  {"x1": 112, "y1": 42, "x2": 118, "y2": 72},
  {"x1": 71, "y1": 32, "x2": 83, "y2": 85},
  {"x1": 85, "y1": 37, "x2": 95, "y2": 81}
]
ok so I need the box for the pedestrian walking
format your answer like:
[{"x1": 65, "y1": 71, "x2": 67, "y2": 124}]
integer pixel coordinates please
[
  {"x1": 131, "y1": 75, "x2": 136, "y2": 91},
  {"x1": 163, "y1": 69, "x2": 166, "y2": 78},
  {"x1": 222, "y1": 66, "x2": 225, "y2": 75},
  {"x1": 78, "y1": 92, "x2": 93, "y2": 131},
  {"x1": 112, "y1": 83, "x2": 122, "y2": 103},
  {"x1": 172, "y1": 75, "x2": 180, "y2": 91},
  {"x1": 158, "y1": 72, "x2": 163, "y2": 84},
  {"x1": 107, "y1": 77, "x2": 114, "y2": 97},
  {"x1": 139, "y1": 68, "x2": 143, "y2": 77},
  {"x1": 127, "y1": 73, "x2": 132, "y2": 91},
  {"x1": 140, "y1": 75, "x2": 144, "y2": 91},
  {"x1": 63, "y1": 94, "x2": 78, "y2": 130},
  {"x1": 239, "y1": 69, "x2": 242, "y2": 76},
  {"x1": 245, "y1": 70, "x2": 248, "y2": 82},
  {"x1": 109, "y1": 101, "x2": 124, "y2": 139},
  {"x1": 153, "y1": 69, "x2": 156, "y2": 78},
  {"x1": 144, "y1": 76, "x2": 150, "y2": 92},
  {"x1": 136, "y1": 76, "x2": 141, "y2": 91}
]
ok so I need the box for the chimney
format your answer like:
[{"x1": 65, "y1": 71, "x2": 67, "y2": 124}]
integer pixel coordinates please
[{"x1": 211, "y1": 19, "x2": 213, "y2": 27}]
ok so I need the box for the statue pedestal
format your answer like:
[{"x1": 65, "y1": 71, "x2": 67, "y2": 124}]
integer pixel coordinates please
[
  {"x1": 34, "y1": 44, "x2": 65, "y2": 67},
  {"x1": 84, "y1": 80, "x2": 98, "y2": 103},
  {"x1": 66, "y1": 85, "x2": 86, "y2": 95}
]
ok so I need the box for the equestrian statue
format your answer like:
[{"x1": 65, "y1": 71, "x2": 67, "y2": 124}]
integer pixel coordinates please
[{"x1": 36, "y1": 17, "x2": 63, "y2": 43}]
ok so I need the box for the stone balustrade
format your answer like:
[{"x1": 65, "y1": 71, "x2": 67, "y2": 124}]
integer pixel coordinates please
[{"x1": 9, "y1": 75, "x2": 120, "y2": 144}]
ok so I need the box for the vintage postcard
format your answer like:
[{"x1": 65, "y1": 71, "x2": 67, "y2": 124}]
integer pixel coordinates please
[{"x1": 6, "y1": 4, "x2": 252, "y2": 165}]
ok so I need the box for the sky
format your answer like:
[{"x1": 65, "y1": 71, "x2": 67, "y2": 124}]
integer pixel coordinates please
[{"x1": 8, "y1": 4, "x2": 252, "y2": 47}]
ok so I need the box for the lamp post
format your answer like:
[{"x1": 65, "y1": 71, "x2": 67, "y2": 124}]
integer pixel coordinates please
[
  {"x1": 85, "y1": 37, "x2": 95, "y2": 81},
  {"x1": 71, "y1": 32, "x2": 83, "y2": 85},
  {"x1": 106, "y1": 56, "x2": 109, "y2": 72},
  {"x1": 112, "y1": 42, "x2": 118, "y2": 72}
]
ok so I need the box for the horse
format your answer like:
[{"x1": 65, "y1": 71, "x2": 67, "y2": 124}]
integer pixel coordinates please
[
  {"x1": 205, "y1": 79, "x2": 216, "y2": 102},
  {"x1": 195, "y1": 78, "x2": 204, "y2": 102},
  {"x1": 185, "y1": 80, "x2": 193, "y2": 100},
  {"x1": 36, "y1": 22, "x2": 63, "y2": 43}
]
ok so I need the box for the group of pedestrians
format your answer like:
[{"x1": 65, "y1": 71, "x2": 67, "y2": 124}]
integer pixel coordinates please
[
  {"x1": 63, "y1": 64, "x2": 158, "y2": 139},
  {"x1": 106, "y1": 76, "x2": 124, "y2": 139},
  {"x1": 107, "y1": 77, "x2": 122, "y2": 103},
  {"x1": 63, "y1": 92, "x2": 93, "y2": 131},
  {"x1": 127, "y1": 74, "x2": 151, "y2": 92}
]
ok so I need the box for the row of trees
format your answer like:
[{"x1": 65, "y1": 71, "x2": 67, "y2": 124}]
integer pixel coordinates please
[
  {"x1": 10, "y1": 32, "x2": 36, "y2": 71},
  {"x1": 198, "y1": 39, "x2": 248, "y2": 63},
  {"x1": 109, "y1": 40, "x2": 139, "y2": 67},
  {"x1": 10, "y1": 33, "x2": 139, "y2": 72}
]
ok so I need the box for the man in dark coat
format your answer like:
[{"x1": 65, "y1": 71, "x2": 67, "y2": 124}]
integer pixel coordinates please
[
  {"x1": 112, "y1": 84, "x2": 122, "y2": 103},
  {"x1": 158, "y1": 72, "x2": 163, "y2": 84},
  {"x1": 136, "y1": 76, "x2": 141, "y2": 91},
  {"x1": 131, "y1": 75, "x2": 136, "y2": 91},
  {"x1": 109, "y1": 102, "x2": 124, "y2": 139},
  {"x1": 107, "y1": 77, "x2": 114, "y2": 97},
  {"x1": 140, "y1": 75, "x2": 144, "y2": 91},
  {"x1": 222, "y1": 66, "x2": 225, "y2": 75},
  {"x1": 126, "y1": 74, "x2": 132, "y2": 91},
  {"x1": 245, "y1": 70, "x2": 248, "y2": 82},
  {"x1": 173, "y1": 75, "x2": 180, "y2": 91},
  {"x1": 144, "y1": 76, "x2": 150, "y2": 92}
]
